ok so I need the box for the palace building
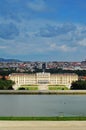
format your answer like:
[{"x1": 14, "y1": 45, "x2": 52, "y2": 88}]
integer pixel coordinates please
[{"x1": 9, "y1": 72, "x2": 78, "y2": 90}]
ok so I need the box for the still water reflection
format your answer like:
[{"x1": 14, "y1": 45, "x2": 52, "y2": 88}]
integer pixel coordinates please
[{"x1": 0, "y1": 95, "x2": 86, "y2": 117}]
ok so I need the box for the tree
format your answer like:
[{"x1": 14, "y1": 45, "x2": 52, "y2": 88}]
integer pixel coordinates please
[
  {"x1": 71, "y1": 80, "x2": 86, "y2": 90},
  {"x1": 0, "y1": 79, "x2": 15, "y2": 90}
]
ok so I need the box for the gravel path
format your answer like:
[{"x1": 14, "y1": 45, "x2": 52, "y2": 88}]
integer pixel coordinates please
[{"x1": 0, "y1": 121, "x2": 86, "y2": 130}]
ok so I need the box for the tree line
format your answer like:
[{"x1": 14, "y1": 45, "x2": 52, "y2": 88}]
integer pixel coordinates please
[
  {"x1": 0, "y1": 77, "x2": 15, "y2": 90},
  {"x1": 0, "y1": 68, "x2": 86, "y2": 76},
  {"x1": 71, "y1": 80, "x2": 86, "y2": 90}
]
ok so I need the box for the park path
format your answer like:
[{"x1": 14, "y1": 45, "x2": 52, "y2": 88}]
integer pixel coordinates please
[
  {"x1": 38, "y1": 84, "x2": 48, "y2": 90},
  {"x1": 0, "y1": 121, "x2": 86, "y2": 130}
]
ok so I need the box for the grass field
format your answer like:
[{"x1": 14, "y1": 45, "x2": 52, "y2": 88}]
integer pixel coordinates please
[
  {"x1": 48, "y1": 85, "x2": 69, "y2": 90},
  {"x1": 0, "y1": 116, "x2": 86, "y2": 121},
  {"x1": 18, "y1": 85, "x2": 38, "y2": 90}
]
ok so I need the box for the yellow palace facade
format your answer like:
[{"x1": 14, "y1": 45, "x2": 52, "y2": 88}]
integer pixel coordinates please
[{"x1": 9, "y1": 72, "x2": 78, "y2": 90}]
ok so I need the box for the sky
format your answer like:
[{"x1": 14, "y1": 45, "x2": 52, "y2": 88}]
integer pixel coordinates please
[{"x1": 0, "y1": 0, "x2": 86, "y2": 61}]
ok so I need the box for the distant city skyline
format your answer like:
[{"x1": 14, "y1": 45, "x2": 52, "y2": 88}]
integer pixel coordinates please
[{"x1": 0, "y1": 0, "x2": 86, "y2": 61}]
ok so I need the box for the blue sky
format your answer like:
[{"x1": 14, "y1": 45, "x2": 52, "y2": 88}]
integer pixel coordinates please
[{"x1": 0, "y1": 0, "x2": 86, "y2": 61}]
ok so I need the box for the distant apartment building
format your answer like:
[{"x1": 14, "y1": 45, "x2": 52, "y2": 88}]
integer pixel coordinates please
[
  {"x1": 9, "y1": 73, "x2": 78, "y2": 90},
  {"x1": 79, "y1": 76, "x2": 86, "y2": 81}
]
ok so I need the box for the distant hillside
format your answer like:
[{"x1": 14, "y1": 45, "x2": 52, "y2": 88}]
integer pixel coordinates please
[{"x1": 0, "y1": 58, "x2": 21, "y2": 62}]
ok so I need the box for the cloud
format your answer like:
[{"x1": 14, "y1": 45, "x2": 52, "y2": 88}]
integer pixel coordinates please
[
  {"x1": 0, "y1": 0, "x2": 31, "y2": 22},
  {"x1": 77, "y1": 38, "x2": 86, "y2": 46},
  {"x1": 37, "y1": 23, "x2": 76, "y2": 38},
  {"x1": 0, "y1": 17, "x2": 85, "y2": 60},
  {"x1": 0, "y1": 46, "x2": 7, "y2": 49},
  {"x1": 0, "y1": 22, "x2": 19, "y2": 40},
  {"x1": 58, "y1": 45, "x2": 76, "y2": 52},
  {"x1": 47, "y1": 42, "x2": 76, "y2": 52},
  {"x1": 27, "y1": 0, "x2": 47, "y2": 12}
]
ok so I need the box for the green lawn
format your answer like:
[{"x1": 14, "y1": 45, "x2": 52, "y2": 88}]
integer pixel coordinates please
[
  {"x1": 48, "y1": 85, "x2": 69, "y2": 90},
  {"x1": 0, "y1": 116, "x2": 86, "y2": 120},
  {"x1": 18, "y1": 85, "x2": 38, "y2": 90}
]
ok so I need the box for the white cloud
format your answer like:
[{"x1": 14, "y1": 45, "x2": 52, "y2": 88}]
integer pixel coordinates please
[
  {"x1": 58, "y1": 45, "x2": 76, "y2": 52},
  {"x1": 47, "y1": 42, "x2": 76, "y2": 52},
  {"x1": 27, "y1": 0, "x2": 47, "y2": 12},
  {"x1": 78, "y1": 38, "x2": 86, "y2": 46},
  {"x1": 37, "y1": 23, "x2": 76, "y2": 38},
  {"x1": 0, "y1": 17, "x2": 86, "y2": 58}
]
